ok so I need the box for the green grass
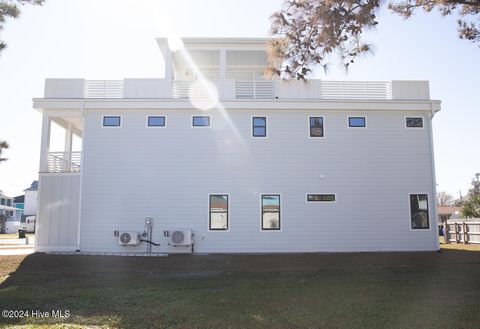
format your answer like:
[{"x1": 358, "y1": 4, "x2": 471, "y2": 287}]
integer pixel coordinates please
[{"x1": 1, "y1": 250, "x2": 480, "y2": 329}]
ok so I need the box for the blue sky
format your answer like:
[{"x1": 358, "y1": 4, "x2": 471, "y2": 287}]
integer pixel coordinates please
[{"x1": 0, "y1": 0, "x2": 478, "y2": 198}]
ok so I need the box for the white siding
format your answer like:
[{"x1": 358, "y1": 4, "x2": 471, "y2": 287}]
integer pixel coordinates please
[
  {"x1": 24, "y1": 190, "x2": 37, "y2": 216},
  {"x1": 78, "y1": 108, "x2": 437, "y2": 253},
  {"x1": 35, "y1": 174, "x2": 80, "y2": 251}
]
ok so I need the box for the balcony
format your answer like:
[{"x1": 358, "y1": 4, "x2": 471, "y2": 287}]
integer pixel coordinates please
[{"x1": 43, "y1": 78, "x2": 431, "y2": 101}]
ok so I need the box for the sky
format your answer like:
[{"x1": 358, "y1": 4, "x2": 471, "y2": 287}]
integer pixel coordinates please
[{"x1": 0, "y1": 0, "x2": 478, "y2": 198}]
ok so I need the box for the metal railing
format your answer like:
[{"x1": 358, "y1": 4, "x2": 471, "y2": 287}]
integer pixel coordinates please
[
  {"x1": 84, "y1": 80, "x2": 124, "y2": 98},
  {"x1": 444, "y1": 221, "x2": 480, "y2": 244},
  {"x1": 47, "y1": 152, "x2": 81, "y2": 173},
  {"x1": 320, "y1": 81, "x2": 391, "y2": 100},
  {"x1": 235, "y1": 80, "x2": 276, "y2": 99}
]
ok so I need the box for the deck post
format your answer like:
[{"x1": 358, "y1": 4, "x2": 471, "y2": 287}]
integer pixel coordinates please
[{"x1": 39, "y1": 114, "x2": 51, "y2": 173}]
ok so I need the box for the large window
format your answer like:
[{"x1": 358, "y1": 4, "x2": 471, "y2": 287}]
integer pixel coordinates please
[
  {"x1": 307, "y1": 194, "x2": 336, "y2": 202},
  {"x1": 147, "y1": 116, "x2": 166, "y2": 127},
  {"x1": 406, "y1": 117, "x2": 423, "y2": 128},
  {"x1": 209, "y1": 194, "x2": 228, "y2": 230},
  {"x1": 252, "y1": 117, "x2": 267, "y2": 137},
  {"x1": 192, "y1": 116, "x2": 210, "y2": 127},
  {"x1": 103, "y1": 116, "x2": 121, "y2": 127},
  {"x1": 348, "y1": 117, "x2": 366, "y2": 128},
  {"x1": 410, "y1": 194, "x2": 429, "y2": 229},
  {"x1": 261, "y1": 194, "x2": 280, "y2": 230},
  {"x1": 309, "y1": 117, "x2": 324, "y2": 137}
]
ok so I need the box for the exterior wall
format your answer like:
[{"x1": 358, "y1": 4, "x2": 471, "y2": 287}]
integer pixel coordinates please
[
  {"x1": 35, "y1": 174, "x2": 80, "y2": 252},
  {"x1": 24, "y1": 190, "x2": 38, "y2": 216},
  {"x1": 78, "y1": 108, "x2": 437, "y2": 253}
]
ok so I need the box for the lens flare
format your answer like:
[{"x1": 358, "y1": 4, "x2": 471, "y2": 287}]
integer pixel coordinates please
[{"x1": 188, "y1": 80, "x2": 219, "y2": 111}]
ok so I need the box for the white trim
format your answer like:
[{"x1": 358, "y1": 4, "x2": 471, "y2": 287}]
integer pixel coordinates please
[
  {"x1": 260, "y1": 193, "x2": 282, "y2": 232},
  {"x1": 101, "y1": 115, "x2": 122, "y2": 128},
  {"x1": 408, "y1": 193, "x2": 432, "y2": 232},
  {"x1": 191, "y1": 115, "x2": 211, "y2": 128},
  {"x1": 404, "y1": 116, "x2": 425, "y2": 129},
  {"x1": 427, "y1": 113, "x2": 440, "y2": 249},
  {"x1": 145, "y1": 115, "x2": 167, "y2": 128},
  {"x1": 76, "y1": 115, "x2": 85, "y2": 251},
  {"x1": 308, "y1": 116, "x2": 325, "y2": 139},
  {"x1": 305, "y1": 193, "x2": 337, "y2": 203},
  {"x1": 251, "y1": 115, "x2": 268, "y2": 138},
  {"x1": 347, "y1": 116, "x2": 367, "y2": 128},
  {"x1": 207, "y1": 193, "x2": 230, "y2": 232},
  {"x1": 39, "y1": 172, "x2": 81, "y2": 177}
]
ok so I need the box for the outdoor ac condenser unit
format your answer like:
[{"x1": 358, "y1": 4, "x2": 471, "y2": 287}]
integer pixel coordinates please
[
  {"x1": 118, "y1": 231, "x2": 139, "y2": 246},
  {"x1": 170, "y1": 229, "x2": 193, "y2": 246}
]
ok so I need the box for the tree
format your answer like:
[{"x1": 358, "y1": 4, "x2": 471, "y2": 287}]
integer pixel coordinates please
[
  {"x1": 0, "y1": 0, "x2": 44, "y2": 54},
  {"x1": 461, "y1": 173, "x2": 480, "y2": 218},
  {"x1": 437, "y1": 191, "x2": 454, "y2": 206},
  {"x1": 268, "y1": 0, "x2": 480, "y2": 79},
  {"x1": 0, "y1": 140, "x2": 8, "y2": 163}
]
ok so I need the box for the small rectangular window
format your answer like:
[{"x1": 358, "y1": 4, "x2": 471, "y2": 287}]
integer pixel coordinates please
[
  {"x1": 147, "y1": 116, "x2": 165, "y2": 127},
  {"x1": 103, "y1": 116, "x2": 121, "y2": 127},
  {"x1": 193, "y1": 116, "x2": 210, "y2": 127},
  {"x1": 262, "y1": 194, "x2": 280, "y2": 230},
  {"x1": 307, "y1": 194, "x2": 336, "y2": 202},
  {"x1": 406, "y1": 117, "x2": 423, "y2": 128},
  {"x1": 410, "y1": 194, "x2": 429, "y2": 229},
  {"x1": 348, "y1": 117, "x2": 366, "y2": 128},
  {"x1": 209, "y1": 194, "x2": 228, "y2": 230},
  {"x1": 309, "y1": 117, "x2": 324, "y2": 137},
  {"x1": 252, "y1": 117, "x2": 267, "y2": 137}
]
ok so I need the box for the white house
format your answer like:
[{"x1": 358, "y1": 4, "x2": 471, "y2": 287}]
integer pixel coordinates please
[
  {"x1": 32, "y1": 38, "x2": 441, "y2": 254},
  {"x1": 23, "y1": 181, "x2": 38, "y2": 217},
  {"x1": 1, "y1": 192, "x2": 23, "y2": 234}
]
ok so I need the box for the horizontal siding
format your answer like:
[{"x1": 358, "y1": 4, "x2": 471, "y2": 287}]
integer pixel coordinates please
[{"x1": 79, "y1": 109, "x2": 436, "y2": 253}]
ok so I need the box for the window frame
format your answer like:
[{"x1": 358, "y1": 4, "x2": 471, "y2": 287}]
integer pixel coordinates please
[
  {"x1": 348, "y1": 116, "x2": 367, "y2": 128},
  {"x1": 260, "y1": 194, "x2": 281, "y2": 231},
  {"x1": 405, "y1": 116, "x2": 424, "y2": 129},
  {"x1": 102, "y1": 115, "x2": 122, "y2": 128},
  {"x1": 208, "y1": 194, "x2": 229, "y2": 231},
  {"x1": 192, "y1": 115, "x2": 211, "y2": 128},
  {"x1": 146, "y1": 115, "x2": 166, "y2": 128},
  {"x1": 308, "y1": 116, "x2": 325, "y2": 138},
  {"x1": 252, "y1": 116, "x2": 267, "y2": 138},
  {"x1": 306, "y1": 194, "x2": 337, "y2": 203},
  {"x1": 409, "y1": 193, "x2": 430, "y2": 230}
]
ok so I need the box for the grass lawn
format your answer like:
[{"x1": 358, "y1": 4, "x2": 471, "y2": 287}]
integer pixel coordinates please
[
  {"x1": 1, "y1": 248, "x2": 480, "y2": 329},
  {"x1": 0, "y1": 234, "x2": 35, "y2": 240}
]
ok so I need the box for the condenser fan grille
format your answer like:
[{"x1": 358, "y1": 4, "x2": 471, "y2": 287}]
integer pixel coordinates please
[
  {"x1": 120, "y1": 233, "x2": 131, "y2": 244},
  {"x1": 171, "y1": 231, "x2": 185, "y2": 244}
]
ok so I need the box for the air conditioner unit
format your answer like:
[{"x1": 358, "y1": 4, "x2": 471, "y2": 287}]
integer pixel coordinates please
[
  {"x1": 118, "y1": 231, "x2": 139, "y2": 246},
  {"x1": 170, "y1": 229, "x2": 193, "y2": 246}
]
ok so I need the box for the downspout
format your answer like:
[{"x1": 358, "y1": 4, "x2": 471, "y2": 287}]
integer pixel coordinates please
[
  {"x1": 76, "y1": 99, "x2": 86, "y2": 251},
  {"x1": 429, "y1": 102, "x2": 440, "y2": 251}
]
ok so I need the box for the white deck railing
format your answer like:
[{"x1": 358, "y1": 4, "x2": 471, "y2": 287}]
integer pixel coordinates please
[
  {"x1": 84, "y1": 80, "x2": 124, "y2": 98},
  {"x1": 78, "y1": 79, "x2": 393, "y2": 100},
  {"x1": 320, "y1": 81, "x2": 391, "y2": 99},
  {"x1": 47, "y1": 152, "x2": 81, "y2": 173}
]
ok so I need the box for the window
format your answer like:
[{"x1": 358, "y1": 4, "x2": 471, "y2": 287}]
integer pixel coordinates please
[
  {"x1": 252, "y1": 117, "x2": 267, "y2": 137},
  {"x1": 193, "y1": 116, "x2": 210, "y2": 127},
  {"x1": 103, "y1": 116, "x2": 121, "y2": 127},
  {"x1": 307, "y1": 194, "x2": 336, "y2": 202},
  {"x1": 309, "y1": 117, "x2": 324, "y2": 137},
  {"x1": 147, "y1": 116, "x2": 165, "y2": 127},
  {"x1": 348, "y1": 117, "x2": 366, "y2": 128},
  {"x1": 406, "y1": 117, "x2": 423, "y2": 128},
  {"x1": 261, "y1": 194, "x2": 280, "y2": 230},
  {"x1": 410, "y1": 194, "x2": 429, "y2": 229},
  {"x1": 209, "y1": 194, "x2": 228, "y2": 230}
]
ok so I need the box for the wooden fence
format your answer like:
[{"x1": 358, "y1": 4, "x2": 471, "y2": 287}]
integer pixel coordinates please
[{"x1": 444, "y1": 221, "x2": 480, "y2": 244}]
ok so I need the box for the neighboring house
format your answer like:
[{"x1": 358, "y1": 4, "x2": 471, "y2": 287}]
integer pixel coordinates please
[
  {"x1": 23, "y1": 180, "x2": 38, "y2": 217},
  {"x1": 437, "y1": 206, "x2": 462, "y2": 223},
  {"x1": 0, "y1": 192, "x2": 23, "y2": 234},
  {"x1": 32, "y1": 37, "x2": 441, "y2": 253},
  {"x1": 13, "y1": 195, "x2": 25, "y2": 215}
]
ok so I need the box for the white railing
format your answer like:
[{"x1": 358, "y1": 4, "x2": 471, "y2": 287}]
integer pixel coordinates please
[
  {"x1": 320, "y1": 81, "x2": 391, "y2": 100},
  {"x1": 172, "y1": 81, "x2": 192, "y2": 98},
  {"x1": 235, "y1": 80, "x2": 276, "y2": 99},
  {"x1": 84, "y1": 80, "x2": 124, "y2": 98},
  {"x1": 47, "y1": 152, "x2": 81, "y2": 173}
]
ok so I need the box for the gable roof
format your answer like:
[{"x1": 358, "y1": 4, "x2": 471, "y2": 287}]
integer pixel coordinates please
[{"x1": 24, "y1": 180, "x2": 38, "y2": 191}]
